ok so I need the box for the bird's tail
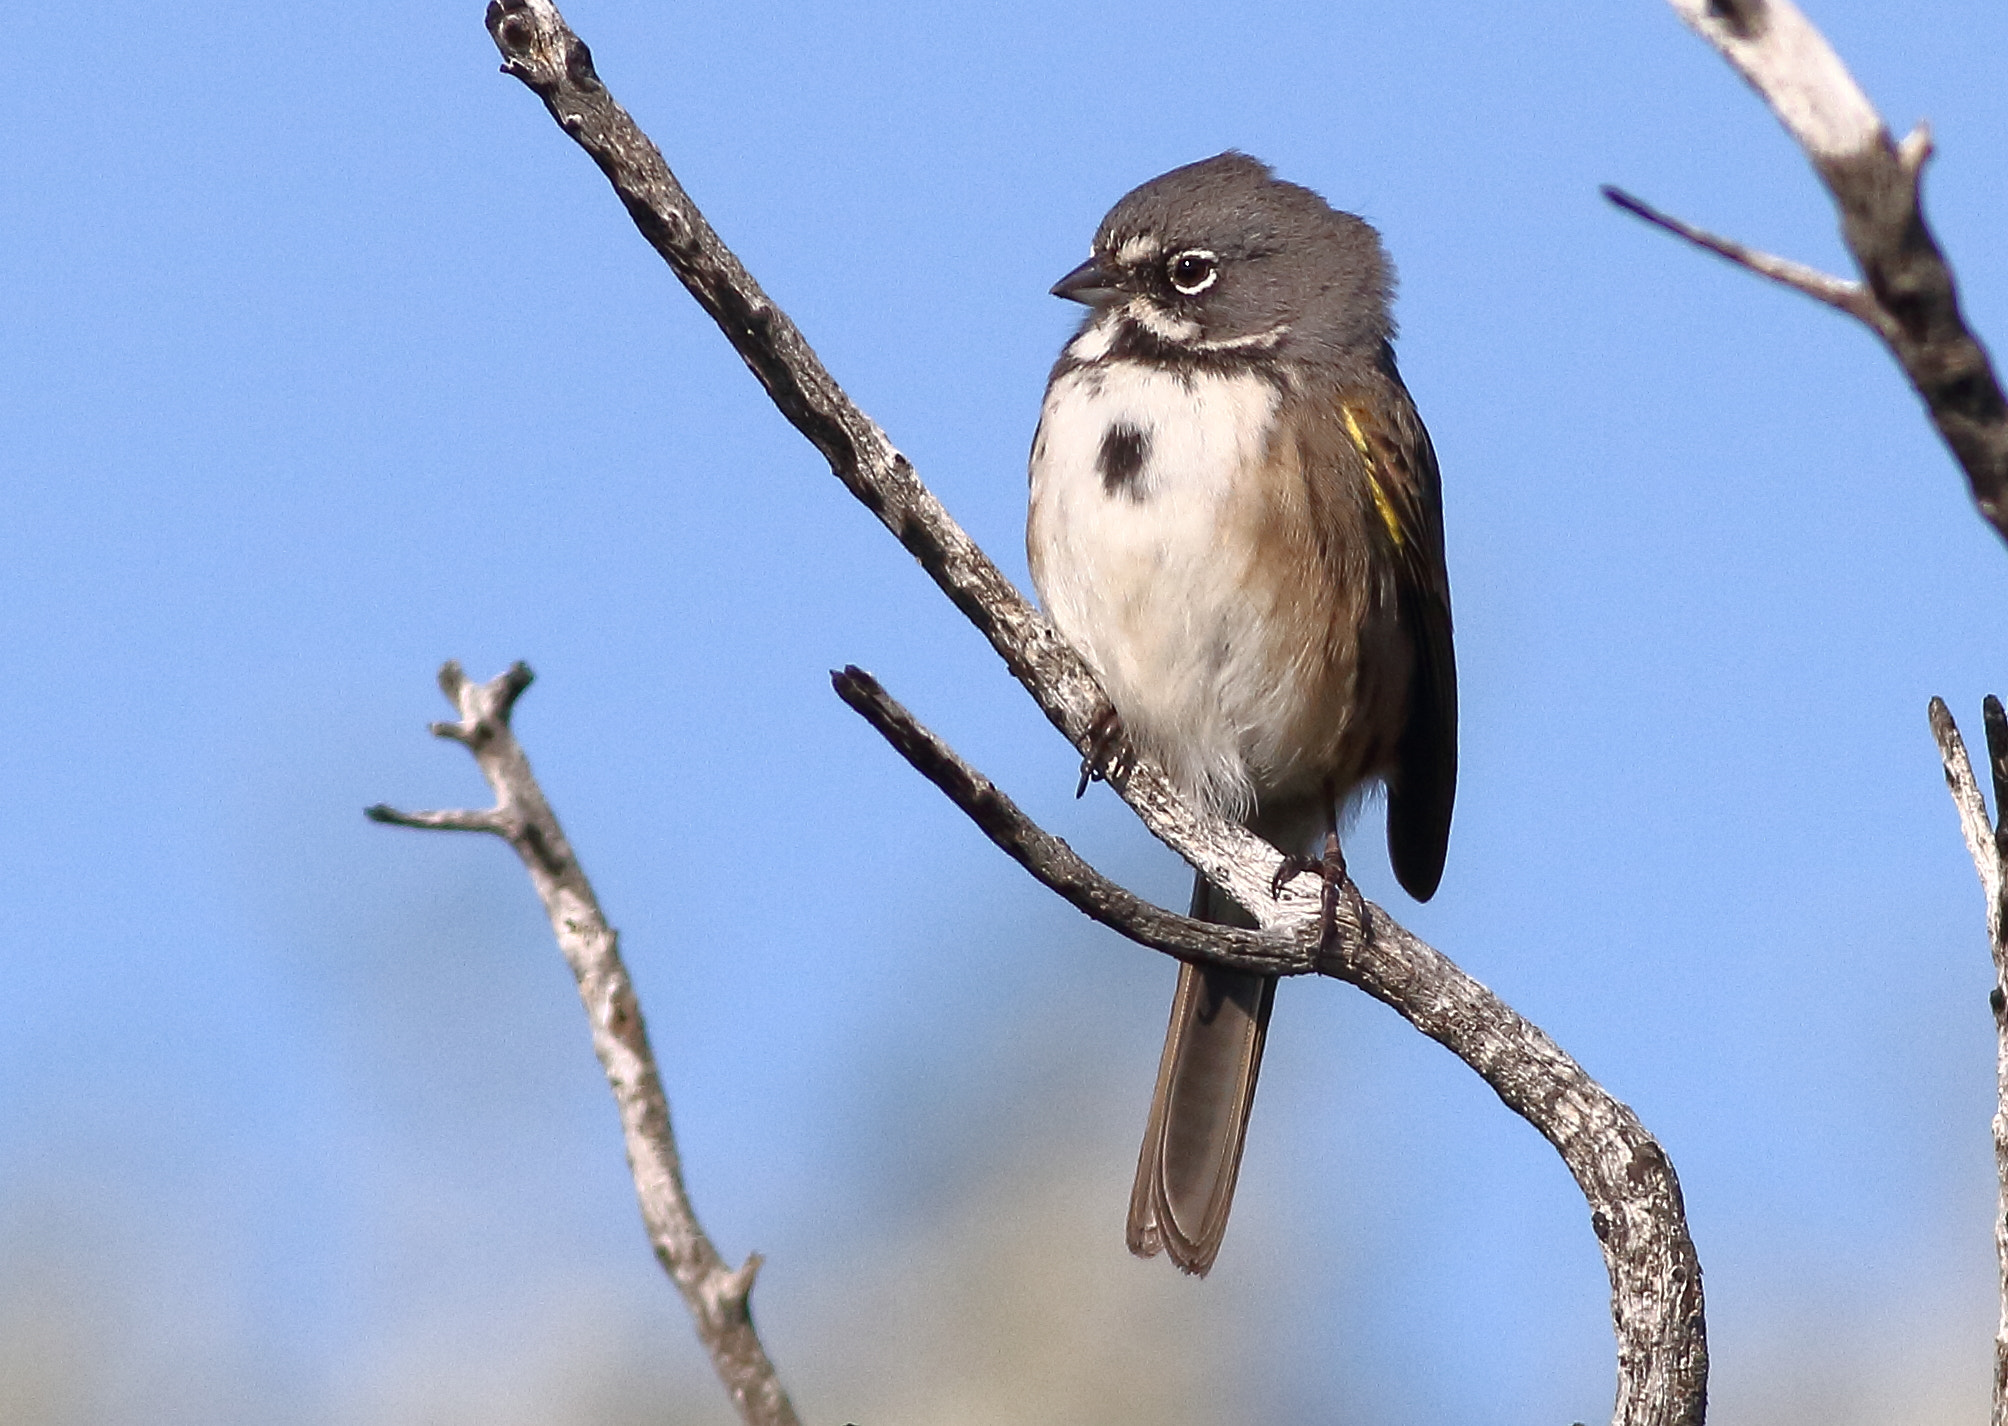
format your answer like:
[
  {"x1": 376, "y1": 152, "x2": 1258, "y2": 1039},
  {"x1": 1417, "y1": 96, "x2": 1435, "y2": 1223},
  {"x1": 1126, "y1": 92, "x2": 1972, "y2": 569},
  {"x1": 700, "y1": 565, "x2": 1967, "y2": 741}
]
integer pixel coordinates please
[{"x1": 1126, "y1": 872, "x2": 1276, "y2": 1276}]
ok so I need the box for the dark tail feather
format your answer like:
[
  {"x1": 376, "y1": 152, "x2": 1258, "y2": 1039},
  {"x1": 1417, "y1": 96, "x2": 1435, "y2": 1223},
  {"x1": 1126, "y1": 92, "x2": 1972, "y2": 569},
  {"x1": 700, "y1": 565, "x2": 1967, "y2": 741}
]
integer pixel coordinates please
[{"x1": 1126, "y1": 873, "x2": 1276, "y2": 1275}]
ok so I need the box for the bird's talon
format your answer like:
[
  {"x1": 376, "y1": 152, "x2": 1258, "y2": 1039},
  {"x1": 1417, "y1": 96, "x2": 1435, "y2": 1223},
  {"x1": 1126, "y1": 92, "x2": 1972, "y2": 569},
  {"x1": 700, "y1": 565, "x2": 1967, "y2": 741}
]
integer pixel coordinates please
[
  {"x1": 1075, "y1": 705, "x2": 1125, "y2": 798},
  {"x1": 1269, "y1": 853, "x2": 1317, "y2": 899}
]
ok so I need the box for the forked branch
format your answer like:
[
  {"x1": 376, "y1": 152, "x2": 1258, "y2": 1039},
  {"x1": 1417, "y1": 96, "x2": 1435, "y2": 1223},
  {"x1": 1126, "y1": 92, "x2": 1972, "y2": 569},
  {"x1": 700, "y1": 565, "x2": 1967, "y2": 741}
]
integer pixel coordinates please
[
  {"x1": 1613, "y1": 0, "x2": 2008, "y2": 544},
  {"x1": 1929, "y1": 696, "x2": 2008, "y2": 1426},
  {"x1": 368, "y1": 662, "x2": 802, "y2": 1426}
]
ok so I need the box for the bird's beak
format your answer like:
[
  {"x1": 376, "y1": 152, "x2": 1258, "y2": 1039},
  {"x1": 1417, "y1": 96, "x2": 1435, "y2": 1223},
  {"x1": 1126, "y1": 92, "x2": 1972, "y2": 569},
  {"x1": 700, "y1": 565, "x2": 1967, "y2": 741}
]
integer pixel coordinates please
[{"x1": 1051, "y1": 257, "x2": 1121, "y2": 306}]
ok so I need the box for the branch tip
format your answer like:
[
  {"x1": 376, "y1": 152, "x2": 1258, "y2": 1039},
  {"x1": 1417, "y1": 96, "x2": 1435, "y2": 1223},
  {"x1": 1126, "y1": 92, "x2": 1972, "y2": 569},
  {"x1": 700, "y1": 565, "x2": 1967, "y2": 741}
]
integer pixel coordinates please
[
  {"x1": 1897, "y1": 121, "x2": 1934, "y2": 175},
  {"x1": 1928, "y1": 698, "x2": 2004, "y2": 927},
  {"x1": 830, "y1": 664, "x2": 879, "y2": 708},
  {"x1": 436, "y1": 659, "x2": 470, "y2": 702},
  {"x1": 496, "y1": 660, "x2": 536, "y2": 715},
  {"x1": 729, "y1": 1252, "x2": 763, "y2": 1301}
]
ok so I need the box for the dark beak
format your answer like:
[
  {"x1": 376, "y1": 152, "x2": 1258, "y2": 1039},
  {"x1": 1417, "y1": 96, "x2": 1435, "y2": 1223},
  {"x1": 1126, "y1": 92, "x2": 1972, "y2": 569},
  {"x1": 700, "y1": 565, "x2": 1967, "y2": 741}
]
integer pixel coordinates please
[{"x1": 1050, "y1": 257, "x2": 1121, "y2": 306}]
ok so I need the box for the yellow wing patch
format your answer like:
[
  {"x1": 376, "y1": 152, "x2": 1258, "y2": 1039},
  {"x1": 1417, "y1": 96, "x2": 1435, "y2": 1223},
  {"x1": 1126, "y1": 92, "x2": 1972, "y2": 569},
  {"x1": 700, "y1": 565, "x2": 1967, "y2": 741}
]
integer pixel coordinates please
[{"x1": 1343, "y1": 404, "x2": 1405, "y2": 550}]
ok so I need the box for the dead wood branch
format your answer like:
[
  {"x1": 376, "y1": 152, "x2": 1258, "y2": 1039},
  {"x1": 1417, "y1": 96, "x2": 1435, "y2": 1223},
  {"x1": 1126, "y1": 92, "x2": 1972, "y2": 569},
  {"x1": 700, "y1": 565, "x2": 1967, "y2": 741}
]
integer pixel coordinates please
[
  {"x1": 369, "y1": 661, "x2": 802, "y2": 1426},
  {"x1": 838, "y1": 665, "x2": 1704, "y2": 1423},
  {"x1": 1930, "y1": 696, "x2": 2008, "y2": 1425},
  {"x1": 1612, "y1": 0, "x2": 2008, "y2": 544}
]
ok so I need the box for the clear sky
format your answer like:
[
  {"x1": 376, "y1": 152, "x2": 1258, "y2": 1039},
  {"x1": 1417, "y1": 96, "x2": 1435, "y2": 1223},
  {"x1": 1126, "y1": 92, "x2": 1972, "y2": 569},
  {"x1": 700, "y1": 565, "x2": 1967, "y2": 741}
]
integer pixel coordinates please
[{"x1": 3, "y1": 2, "x2": 2006, "y2": 1423}]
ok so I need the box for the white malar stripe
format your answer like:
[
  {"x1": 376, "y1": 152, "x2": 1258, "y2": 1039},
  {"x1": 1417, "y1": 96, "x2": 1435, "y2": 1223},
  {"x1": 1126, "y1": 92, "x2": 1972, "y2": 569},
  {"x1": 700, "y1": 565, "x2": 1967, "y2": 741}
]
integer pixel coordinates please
[
  {"x1": 1065, "y1": 313, "x2": 1118, "y2": 364},
  {"x1": 1027, "y1": 359, "x2": 1286, "y2": 820},
  {"x1": 1129, "y1": 299, "x2": 1200, "y2": 345},
  {"x1": 1192, "y1": 321, "x2": 1292, "y2": 353}
]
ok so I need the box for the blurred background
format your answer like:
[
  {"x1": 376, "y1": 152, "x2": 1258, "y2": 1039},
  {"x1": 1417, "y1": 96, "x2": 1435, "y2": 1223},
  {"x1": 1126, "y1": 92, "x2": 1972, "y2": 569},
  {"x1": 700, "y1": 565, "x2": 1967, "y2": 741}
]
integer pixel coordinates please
[{"x1": 2, "y1": 1, "x2": 2005, "y2": 1422}]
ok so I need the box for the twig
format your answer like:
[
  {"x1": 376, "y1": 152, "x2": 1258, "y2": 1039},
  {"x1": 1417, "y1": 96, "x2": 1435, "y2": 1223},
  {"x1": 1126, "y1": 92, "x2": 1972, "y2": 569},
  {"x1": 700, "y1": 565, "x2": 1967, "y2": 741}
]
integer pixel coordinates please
[
  {"x1": 1928, "y1": 696, "x2": 2008, "y2": 1426},
  {"x1": 369, "y1": 662, "x2": 802, "y2": 1426},
  {"x1": 1598, "y1": 186, "x2": 1888, "y2": 334},
  {"x1": 1614, "y1": 0, "x2": 2008, "y2": 545},
  {"x1": 482, "y1": 3, "x2": 1708, "y2": 1420}
]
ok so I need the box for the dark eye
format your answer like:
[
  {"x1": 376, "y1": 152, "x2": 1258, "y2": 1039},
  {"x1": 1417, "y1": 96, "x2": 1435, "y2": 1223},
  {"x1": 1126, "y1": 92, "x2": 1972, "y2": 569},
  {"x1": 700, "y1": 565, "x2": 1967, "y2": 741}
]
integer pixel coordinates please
[{"x1": 1167, "y1": 249, "x2": 1218, "y2": 295}]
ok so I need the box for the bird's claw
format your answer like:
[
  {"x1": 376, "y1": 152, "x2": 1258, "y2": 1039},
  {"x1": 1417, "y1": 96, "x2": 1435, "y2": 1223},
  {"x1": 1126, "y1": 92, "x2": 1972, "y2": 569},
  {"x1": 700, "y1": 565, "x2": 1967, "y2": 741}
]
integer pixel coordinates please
[
  {"x1": 1272, "y1": 833, "x2": 1365, "y2": 950},
  {"x1": 1075, "y1": 704, "x2": 1126, "y2": 798}
]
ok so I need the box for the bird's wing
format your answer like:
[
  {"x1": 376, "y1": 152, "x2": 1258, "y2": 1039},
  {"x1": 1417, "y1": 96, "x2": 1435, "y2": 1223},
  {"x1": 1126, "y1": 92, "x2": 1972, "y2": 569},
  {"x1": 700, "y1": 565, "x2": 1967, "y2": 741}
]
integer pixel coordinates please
[{"x1": 1338, "y1": 362, "x2": 1458, "y2": 901}]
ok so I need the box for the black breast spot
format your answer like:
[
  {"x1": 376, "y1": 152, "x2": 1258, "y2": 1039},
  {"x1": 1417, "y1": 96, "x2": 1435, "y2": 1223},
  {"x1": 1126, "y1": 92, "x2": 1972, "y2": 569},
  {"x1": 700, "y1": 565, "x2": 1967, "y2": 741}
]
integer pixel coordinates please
[{"x1": 1097, "y1": 422, "x2": 1150, "y2": 498}]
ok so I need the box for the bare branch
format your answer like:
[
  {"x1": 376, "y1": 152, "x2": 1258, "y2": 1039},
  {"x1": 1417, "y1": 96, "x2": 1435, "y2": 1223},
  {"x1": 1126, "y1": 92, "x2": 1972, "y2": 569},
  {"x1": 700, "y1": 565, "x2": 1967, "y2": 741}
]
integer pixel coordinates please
[
  {"x1": 1665, "y1": 0, "x2": 1881, "y2": 160},
  {"x1": 837, "y1": 664, "x2": 1704, "y2": 1424},
  {"x1": 1332, "y1": 927, "x2": 1704, "y2": 1426},
  {"x1": 1623, "y1": 0, "x2": 2008, "y2": 544},
  {"x1": 363, "y1": 805, "x2": 509, "y2": 835},
  {"x1": 1929, "y1": 697, "x2": 2008, "y2": 1425},
  {"x1": 1929, "y1": 697, "x2": 2004, "y2": 943},
  {"x1": 832, "y1": 666, "x2": 1324, "y2": 975},
  {"x1": 483, "y1": 4, "x2": 1707, "y2": 1419},
  {"x1": 1599, "y1": 185, "x2": 1888, "y2": 334},
  {"x1": 480, "y1": 0, "x2": 1312, "y2": 937},
  {"x1": 372, "y1": 661, "x2": 802, "y2": 1426}
]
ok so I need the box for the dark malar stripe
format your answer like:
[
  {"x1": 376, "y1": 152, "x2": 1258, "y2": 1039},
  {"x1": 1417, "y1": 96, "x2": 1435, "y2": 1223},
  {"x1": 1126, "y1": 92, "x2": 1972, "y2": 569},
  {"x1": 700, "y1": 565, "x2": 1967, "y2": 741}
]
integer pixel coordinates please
[{"x1": 1098, "y1": 422, "x2": 1150, "y2": 497}]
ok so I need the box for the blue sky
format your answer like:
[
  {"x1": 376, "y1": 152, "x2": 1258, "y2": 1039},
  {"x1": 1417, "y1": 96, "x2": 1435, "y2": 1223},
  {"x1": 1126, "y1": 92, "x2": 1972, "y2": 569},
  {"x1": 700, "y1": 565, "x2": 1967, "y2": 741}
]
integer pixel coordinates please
[{"x1": 3, "y1": 2, "x2": 2006, "y2": 1422}]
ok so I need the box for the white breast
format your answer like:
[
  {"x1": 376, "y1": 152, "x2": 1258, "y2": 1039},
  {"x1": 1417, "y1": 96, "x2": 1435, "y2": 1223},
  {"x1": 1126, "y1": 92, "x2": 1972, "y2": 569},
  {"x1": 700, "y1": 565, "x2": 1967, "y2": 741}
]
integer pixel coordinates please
[{"x1": 1028, "y1": 355, "x2": 1296, "y2": 822}]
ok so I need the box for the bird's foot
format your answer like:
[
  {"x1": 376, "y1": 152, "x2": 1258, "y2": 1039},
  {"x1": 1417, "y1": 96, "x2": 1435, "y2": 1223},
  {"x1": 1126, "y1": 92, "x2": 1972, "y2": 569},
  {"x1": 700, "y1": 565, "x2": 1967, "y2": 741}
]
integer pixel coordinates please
[
  {"x1": 1075, "y1": 704, "x2": 1127, "y2": 798},
  {"x1": 1268, "y1": 852, "x2": 1319, "y2": 899},
  {"x1": 1270, "y1": 832, "x2": 1366, "y2": 950}
]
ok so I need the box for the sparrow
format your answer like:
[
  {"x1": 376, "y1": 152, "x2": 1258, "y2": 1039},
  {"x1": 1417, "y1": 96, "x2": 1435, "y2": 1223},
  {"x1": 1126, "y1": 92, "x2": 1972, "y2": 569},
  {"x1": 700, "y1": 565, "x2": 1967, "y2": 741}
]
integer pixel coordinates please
[{"x1": 1026, "y1": 152, "x2": 1456, "y2": 1276}]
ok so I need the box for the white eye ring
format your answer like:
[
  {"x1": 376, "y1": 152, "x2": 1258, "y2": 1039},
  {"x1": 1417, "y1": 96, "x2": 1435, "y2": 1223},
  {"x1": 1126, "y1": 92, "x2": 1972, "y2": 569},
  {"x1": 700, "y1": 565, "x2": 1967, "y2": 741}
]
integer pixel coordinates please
[{"x1": 1167, "y1": 249, "x2": 1219, "y2": 295}]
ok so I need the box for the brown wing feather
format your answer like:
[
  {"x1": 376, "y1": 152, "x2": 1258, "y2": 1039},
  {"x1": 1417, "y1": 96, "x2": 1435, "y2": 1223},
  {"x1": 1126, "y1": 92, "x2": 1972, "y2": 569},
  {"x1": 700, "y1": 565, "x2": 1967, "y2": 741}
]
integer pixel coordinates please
[{"x1": 1341, "y1": 362, "x2": 1458, "y2": 901}]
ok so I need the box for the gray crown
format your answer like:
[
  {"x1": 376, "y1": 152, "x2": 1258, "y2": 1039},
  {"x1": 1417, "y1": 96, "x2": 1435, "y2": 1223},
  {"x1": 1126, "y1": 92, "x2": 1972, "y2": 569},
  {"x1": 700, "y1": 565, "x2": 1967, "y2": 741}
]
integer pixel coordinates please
[{"x1": 1070, "y1": 152, "x2": 1395, "y2": 359}]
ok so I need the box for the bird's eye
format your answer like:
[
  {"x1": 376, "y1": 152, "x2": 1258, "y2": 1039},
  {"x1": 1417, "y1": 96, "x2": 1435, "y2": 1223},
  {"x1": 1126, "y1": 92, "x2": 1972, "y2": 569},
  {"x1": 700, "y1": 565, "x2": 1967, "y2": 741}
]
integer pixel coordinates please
[{"x1": 1167, "y1": 250, "x2": 1218, "y2": 295}]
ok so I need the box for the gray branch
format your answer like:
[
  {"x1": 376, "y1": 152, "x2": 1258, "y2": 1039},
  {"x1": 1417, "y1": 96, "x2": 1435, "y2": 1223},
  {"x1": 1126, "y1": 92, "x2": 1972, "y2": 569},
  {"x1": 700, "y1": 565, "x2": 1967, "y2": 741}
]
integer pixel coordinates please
[
  {"x1": 831, "y1": 666, "x2": 1324, "y2": 976},
  {"x1": 1599, "y1": 186, "x2": 1886, "y2": 330},
  {"x1": 368, "y1": 662, "x2": 802, "y2": 1426},
  {"x1": 479, "y1": 2, "x2": 1707, "y2": 1421},
  {"x1": 1614, "y1": 0, "x2": 2008, "y2": 545},
  {"x1": 479, "y1": 0, "x2": 1307, "y2": 937},
  {"x1": 1930, "y1": 697, "x2": 2008, "y2": 1426},
  {"x1": 839, "y1": 667, "x2": 1704, "y2": 1419}
]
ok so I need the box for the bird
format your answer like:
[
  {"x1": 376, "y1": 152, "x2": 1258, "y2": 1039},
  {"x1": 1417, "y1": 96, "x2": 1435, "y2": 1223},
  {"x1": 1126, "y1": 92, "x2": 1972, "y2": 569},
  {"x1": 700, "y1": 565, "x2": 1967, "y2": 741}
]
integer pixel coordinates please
[{"x1": 1026, "y1": 152, "x2": 1456, "y2": 1276}]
